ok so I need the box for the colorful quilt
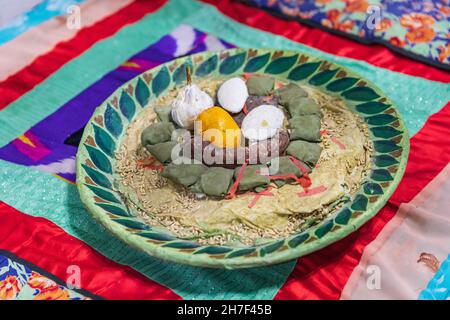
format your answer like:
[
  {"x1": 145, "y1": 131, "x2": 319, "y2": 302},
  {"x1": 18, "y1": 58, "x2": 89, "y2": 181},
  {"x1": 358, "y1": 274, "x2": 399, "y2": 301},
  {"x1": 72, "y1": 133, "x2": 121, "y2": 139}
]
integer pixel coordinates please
[
  {"x1": 0, "y1": 0, "x2": 449, "y2": 300},
  {"x1": 0, "y1": 0, "x2": 85, "y2": 45},
  {"x1": 243, "y1": 0, "x2": 450, "y2": 69},
  {"x1": 0, "y1": 250, "x2": 97, "y2": 300}
]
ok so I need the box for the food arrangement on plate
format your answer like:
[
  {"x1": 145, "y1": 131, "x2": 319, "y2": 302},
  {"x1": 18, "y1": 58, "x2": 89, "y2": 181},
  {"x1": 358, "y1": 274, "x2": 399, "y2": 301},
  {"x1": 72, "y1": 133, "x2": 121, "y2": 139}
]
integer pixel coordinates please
[
  {"x1": 115, "y1": 66, "x2": 373, "y2": 246},
  {"x1": 76, "y1": 49, "x2": 408, "y2": 268}
]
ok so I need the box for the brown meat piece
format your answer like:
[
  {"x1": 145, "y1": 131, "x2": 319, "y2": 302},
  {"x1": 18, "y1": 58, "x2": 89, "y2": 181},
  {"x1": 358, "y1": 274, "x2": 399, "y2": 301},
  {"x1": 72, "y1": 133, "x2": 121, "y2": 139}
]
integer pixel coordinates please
[{"x1": 180, "y1": 130, "x2": 290, "y2": 168}]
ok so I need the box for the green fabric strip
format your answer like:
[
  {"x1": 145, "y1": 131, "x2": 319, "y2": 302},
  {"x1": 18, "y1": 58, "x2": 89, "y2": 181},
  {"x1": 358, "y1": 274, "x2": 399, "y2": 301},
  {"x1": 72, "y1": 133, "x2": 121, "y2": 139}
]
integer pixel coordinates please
[
  {"x1": 0, "y1": 159, "x2": 294, "y2": 300},
  {"x1": 0, "y1": 0, "x2": 203, "y2": 148}
]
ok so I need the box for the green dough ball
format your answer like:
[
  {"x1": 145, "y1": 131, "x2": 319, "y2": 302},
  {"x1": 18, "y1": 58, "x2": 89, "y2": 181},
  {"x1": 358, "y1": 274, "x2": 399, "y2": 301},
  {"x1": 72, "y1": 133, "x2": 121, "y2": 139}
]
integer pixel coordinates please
[
  {"x1": 268, "y1": 156, "x2": 302, "y2": 177},
  {"x1": 253, "y1": 186, "x2": 268, "y2": 193},
  {"x1": 288, "y1": 114, "x2": 321, "y2": 142},
  {"x1": 288, "y1": 97, "x2": 320, "y2": 117},
  {"x1": 275, "y1": 83, "x2": 308, "y2": 106},
  {"x1": 234, "y1": 164, "x2": 270, "y2": 192},
  {"x1": 246, "y1": 76, "x2": 275, "y2": 96},
  {"x1": 154, "y1": 105, "x2": 172, "y2": 123},
  {"x1": 188, "y1": 180, "x2": 203, "y2": 194},
  {"x1": 146, "y1": 141, "x2": 177, "y2": 164},
  {"x1": 200, "y1": 167, "x2": 235, "y2": 197},
  {"x1": 141, "y1": 122, "x2": 175, "y2": 146},
  {"x1": 161, "y1": 163, "x2": 208, "y2": 187},
  {"x1": 286, "y1": 140, "x2": 322, "y2": 167}
]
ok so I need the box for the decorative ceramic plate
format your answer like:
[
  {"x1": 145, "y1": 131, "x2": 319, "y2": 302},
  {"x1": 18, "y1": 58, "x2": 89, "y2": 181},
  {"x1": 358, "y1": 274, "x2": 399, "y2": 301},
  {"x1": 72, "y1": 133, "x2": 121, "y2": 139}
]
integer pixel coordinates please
[{"x1": 76, "y1": 48, "x2": 409, "y2": 269}]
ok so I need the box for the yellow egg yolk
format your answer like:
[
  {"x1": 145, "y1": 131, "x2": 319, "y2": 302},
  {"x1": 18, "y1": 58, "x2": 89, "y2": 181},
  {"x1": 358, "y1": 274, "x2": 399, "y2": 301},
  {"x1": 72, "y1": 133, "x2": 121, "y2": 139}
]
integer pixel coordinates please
[{"x1": 197, "y1": 107, "x2": 241, "y2": 148}]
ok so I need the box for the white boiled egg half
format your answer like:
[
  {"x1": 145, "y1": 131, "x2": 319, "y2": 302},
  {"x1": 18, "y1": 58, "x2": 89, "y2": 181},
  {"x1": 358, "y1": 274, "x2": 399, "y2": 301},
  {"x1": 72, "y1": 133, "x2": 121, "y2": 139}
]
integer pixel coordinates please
[
  {"x1": 241, "y1": 105, "x2": 285, "y2": 141},
  {"x1": 217, "y1": 77, "x2": 248, "y2": 113}
]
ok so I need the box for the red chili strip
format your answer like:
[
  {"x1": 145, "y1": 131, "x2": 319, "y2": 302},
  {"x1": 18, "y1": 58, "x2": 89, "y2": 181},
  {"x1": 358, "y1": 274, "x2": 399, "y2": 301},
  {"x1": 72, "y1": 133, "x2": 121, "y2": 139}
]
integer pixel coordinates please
[
  {"x1": 243, "y1": 72, "x2": 253, "y2": 80},
  {"x1": 248, "y1": 196, "x2": 261, "y2": 208},
  {"x1": 136, "y1": 156, "x2": 156, "y2": 167},
  {"x1": 298, "y1": 185, "x2": 327, "y2": 198},
  {"x1": 330, "y1": 136, "x2": 346, "y2": 150},
  {"x1": 269, "y1": 173, "x2": 311, "y2": 189},
  {"x1": 242, "y1": 103, "x2": 249, "y2": 115},
  {"x1": 298, "y1": 177, "x2": 312, "y2": 189},
  {"x1": 321, "y1": 130, "x2": 346, "y2": 150},
  {"x1": 247, "y1": 186, "x2": 273, "y2": 209},
  {"x1": 288, "y1": 156, "x2": 312, "y2": 190},
  {"x1": 274, "y1": 81, "x2": 284, "y2": 90},
  {"x1": 288, "y1": 156, "x2": 310, "y2": 177},
  {"x1": 136, "y1": 157, "x2": 165, "y2": 171},
  {"x1": 226, "y1": 160, "x2": 248, "y2": 199}
]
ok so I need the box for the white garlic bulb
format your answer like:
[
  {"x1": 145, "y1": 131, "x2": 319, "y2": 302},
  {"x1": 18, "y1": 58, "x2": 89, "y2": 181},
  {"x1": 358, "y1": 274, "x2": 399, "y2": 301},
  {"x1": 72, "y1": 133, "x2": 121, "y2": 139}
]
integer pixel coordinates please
[
  {"x1": 241, "y1": 105, "x2": 285, "y2": 141},
  {"x1": 171, "y1": 84, "x2": 213, "y2": 129},
  {"x1": 217, "y1": 77, "x2": 248, "y2": 113}
]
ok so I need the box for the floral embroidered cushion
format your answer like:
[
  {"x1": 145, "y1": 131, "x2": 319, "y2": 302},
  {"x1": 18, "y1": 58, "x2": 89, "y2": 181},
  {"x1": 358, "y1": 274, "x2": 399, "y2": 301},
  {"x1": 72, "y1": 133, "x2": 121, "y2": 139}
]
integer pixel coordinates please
[
  {"x1": 242, "y1": 0, "x2": 450, "y2": 69},
  {"x1": 0, "y1": 251, "x2": 96, "y2": 300}
]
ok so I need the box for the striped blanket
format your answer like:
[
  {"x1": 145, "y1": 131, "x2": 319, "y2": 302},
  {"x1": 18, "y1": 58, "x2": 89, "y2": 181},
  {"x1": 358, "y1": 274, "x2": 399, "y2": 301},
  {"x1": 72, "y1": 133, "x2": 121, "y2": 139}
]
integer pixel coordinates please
[{"x1": 0, "y1": 0, "x2": 449, "y2": 300}]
